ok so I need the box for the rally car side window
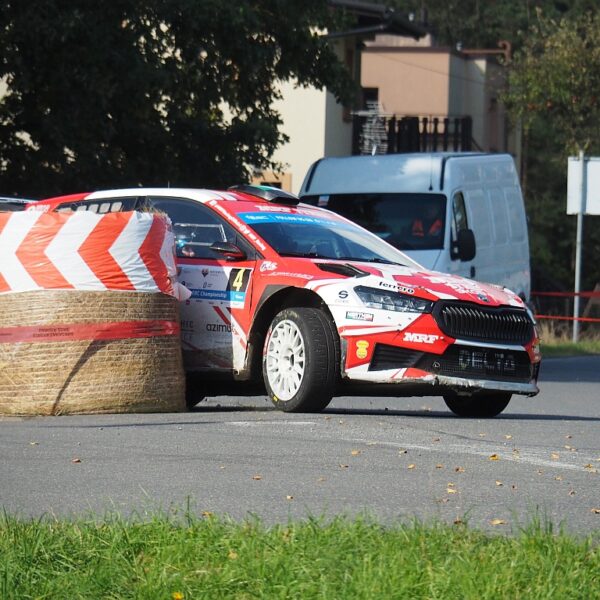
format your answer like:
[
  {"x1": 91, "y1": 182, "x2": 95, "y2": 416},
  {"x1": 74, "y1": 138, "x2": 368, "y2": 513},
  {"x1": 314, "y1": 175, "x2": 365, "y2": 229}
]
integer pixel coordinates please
[{"x1": 146, "y1": 196, "x2": 253, "y2": 259}]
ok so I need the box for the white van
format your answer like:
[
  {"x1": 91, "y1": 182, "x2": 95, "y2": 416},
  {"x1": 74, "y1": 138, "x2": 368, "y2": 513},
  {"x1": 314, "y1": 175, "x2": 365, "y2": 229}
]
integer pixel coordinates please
[{"x1": 299, "y1": 152, "x2": 531, "y2": 301}]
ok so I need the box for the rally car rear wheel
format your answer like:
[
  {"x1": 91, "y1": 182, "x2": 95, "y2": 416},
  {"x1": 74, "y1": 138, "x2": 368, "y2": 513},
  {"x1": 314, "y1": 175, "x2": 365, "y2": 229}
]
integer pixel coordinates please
[
  {"x1": 263, "y1": 307, "x2": 339, "y2": 412},
  {"x1": 443, "y1": 392, "x2": 511, "y2": 418}
]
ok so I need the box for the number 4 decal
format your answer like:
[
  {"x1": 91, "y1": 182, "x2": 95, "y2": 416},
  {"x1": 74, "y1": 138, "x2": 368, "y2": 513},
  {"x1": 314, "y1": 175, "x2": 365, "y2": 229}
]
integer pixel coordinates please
[{"x1": 227, "y1": 268, "x2": 251, "y2": 293}]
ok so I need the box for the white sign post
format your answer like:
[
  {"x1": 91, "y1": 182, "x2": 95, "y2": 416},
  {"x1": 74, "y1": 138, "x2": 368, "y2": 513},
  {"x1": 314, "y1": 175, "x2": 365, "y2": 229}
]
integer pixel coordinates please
[{"x1": 567, "y1": 153, "x2": 600, "y2": 341}]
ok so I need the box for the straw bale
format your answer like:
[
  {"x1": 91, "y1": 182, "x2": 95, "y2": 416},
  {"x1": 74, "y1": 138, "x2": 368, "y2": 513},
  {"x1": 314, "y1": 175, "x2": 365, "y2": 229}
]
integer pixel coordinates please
[{"x1": 0, "y1": 290, "x2": 186, "y2": 415}]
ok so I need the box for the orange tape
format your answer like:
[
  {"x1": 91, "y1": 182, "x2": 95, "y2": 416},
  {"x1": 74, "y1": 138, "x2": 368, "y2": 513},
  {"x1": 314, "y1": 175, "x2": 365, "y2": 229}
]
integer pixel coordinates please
[{"x1": 0, "y1": 320, "x2": 180, "y2": 344}]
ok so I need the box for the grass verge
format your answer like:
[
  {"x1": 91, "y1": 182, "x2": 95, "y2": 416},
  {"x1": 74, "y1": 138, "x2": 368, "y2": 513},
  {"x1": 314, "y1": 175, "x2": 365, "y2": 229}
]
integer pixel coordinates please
[
  {"x1": 1, "y1": 512, "x2": 599, "y2": 599},
  {"x1": 538, "y1": 320, "x2": 600, "y2": 357}
]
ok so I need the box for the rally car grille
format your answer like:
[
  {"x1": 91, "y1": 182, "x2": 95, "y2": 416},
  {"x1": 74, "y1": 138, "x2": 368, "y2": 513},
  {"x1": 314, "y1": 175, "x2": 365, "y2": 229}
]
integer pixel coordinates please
[
  {"x1": 369, "y1": 345, "x2": 423, "y2": 371},
  {"x1": 417, "y1": 345, "x2": 533, "y2": 383},
  {"x1": 433, "y1": 302, "x2": 533, "y2": 345}
]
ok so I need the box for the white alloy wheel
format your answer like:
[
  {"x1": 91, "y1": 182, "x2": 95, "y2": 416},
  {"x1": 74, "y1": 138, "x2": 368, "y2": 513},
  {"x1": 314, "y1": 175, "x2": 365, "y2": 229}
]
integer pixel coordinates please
[{"x1": 265, "y1": 318, "x2": 306, "y2": 400}]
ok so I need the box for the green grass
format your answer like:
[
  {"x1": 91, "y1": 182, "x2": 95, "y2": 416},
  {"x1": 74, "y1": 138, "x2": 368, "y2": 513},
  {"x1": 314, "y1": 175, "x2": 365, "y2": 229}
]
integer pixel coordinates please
[
  {"x1": 1, "y1": 512, "x2": 599, "y2": 599},
  {"x1": 537, "y1": 321, "x2": 600, "y2": 357},
  {"x1": 540, "y1": 340, "x2": 600, "y2": 357}
]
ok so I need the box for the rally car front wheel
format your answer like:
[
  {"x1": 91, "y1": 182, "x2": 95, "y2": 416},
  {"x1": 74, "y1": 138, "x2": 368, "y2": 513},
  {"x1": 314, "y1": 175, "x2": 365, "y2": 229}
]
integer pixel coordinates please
[
  {"x1": 443, "y1": 392, "x2": 511, "y2": 418},
  {"x1": 263, "y1": 307, "x2": 339, "y2": 412}
]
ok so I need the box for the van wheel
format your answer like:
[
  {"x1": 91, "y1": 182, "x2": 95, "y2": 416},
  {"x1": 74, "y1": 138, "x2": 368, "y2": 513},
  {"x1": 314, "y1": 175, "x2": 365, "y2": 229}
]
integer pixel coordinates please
[
  {"x1": 263, "y1": 307, "x2": 339, "y2": 412},
  {"x1": 443, "y1": 392, "x2": 511, "y2": 418}
]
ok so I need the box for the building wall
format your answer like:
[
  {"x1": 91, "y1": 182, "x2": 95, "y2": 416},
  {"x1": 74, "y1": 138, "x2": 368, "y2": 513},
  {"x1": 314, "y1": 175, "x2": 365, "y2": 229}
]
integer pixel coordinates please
[
  {"x1": 262, "y1": 80, "x2": 328, "y2": 193},
  {"x1": 361, "y1": 49, "x2": 451, "y2": 115}
]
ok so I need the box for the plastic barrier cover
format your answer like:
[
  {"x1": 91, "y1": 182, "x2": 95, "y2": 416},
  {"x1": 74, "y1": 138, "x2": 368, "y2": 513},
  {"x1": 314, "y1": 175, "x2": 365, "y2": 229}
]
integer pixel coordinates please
[{"x1": 0, "y1": 210, "x2": 178, "y2": 296}]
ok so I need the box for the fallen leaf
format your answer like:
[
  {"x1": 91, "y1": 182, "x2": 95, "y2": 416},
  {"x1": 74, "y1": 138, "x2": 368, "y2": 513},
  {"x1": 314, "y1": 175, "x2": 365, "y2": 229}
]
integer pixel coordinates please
[
  {"x1": 454, "y1": 466, "x2": 465, "y2": 473},
  {"x1": 495, "y1": 480, "x2": 503, "y2": 486},
  {"x1": 568, "y1": 490, "x2": 576, "y2": 497},
  {"x1": 228, "y1": 550, "x2": 238, "y2": 560},
  {"x1": 324, "y1": 416, "x2": 331, "y2": 420},
  {"x1": 71, "y1": 458, "x2": 81, "y2": 463},
  {"x1": 432, "y1": 437, "x2": 440, "y2": 442},
  {"x1": 453, "y1": 517, "x2": 464, "y2": 525},
  {"x1": 338, "y1": 420, "x2": 345, "y2": 424},
  {"x1": 219, "y1": 465, "x2": 226, "y2": 470},
  {"x1": 551, "y1": 453, "x2": 560, "y2": 460},
  {"x1": 438, "y1": 498, "x2": 449, "y2": 504},
  {"x1": 29, "y1": 442, "x2": 39, "y2": 446},
  {"x1": 252, "y1": 475, "x2": 262, "y2": 480},
  {"x1": 537, "y1": 470, "x2": 544, "y2": 475},
  {"x1": 351, "y1": 450, "x2": 361, "y2": 456},
  {"x1": 435, "y1": 464, "x2": 444, "y2": 469},
  {"x1": 489, "y1": 454, "x2": 500, "y2": 461},
  {"x1": 286, "y1": 495, "x2": 294, "y2": 501},
  {"x1": 398, "y1": 449, "x2": 408, "y2": 455},
  {"x1": 447, "y1": 488, "x2": 457, "y2": 494},
  {"x1": 479, "y1": 433, "x2": 486, "y2": 438},
  {"x1": 408, "y1": 464, "x2": 416, "y2": 470},
  {"x1": 172, "y1": 593, "x2": 184, "y2": 600},
  {"x1": 591, "y1": 508, "x2": 600, "y2": 514},
  {"x1": 366, "y1": 441, "x2": 377, "y2": 446},
  {"x1": 339, "y1": 464, "x2": 349, "y2": 469},
  {"x1": 565, "y1": 434, "x2": 572, "y2": 439},
  {"x1": 201, "y1": 511, "x2": 213, "y2": 518},
  {"x1": 447, "y1": 482, "x2": 455, "y2": 488},
  {"x1": 554, "y1": 476, "x2": 563, "y2": 481},
  {"x1": 504, "y1": 435, "x2": 513, "y2": 440},
  {"x1": 490, "y1": 519, "x2": 506, "y2": 526},
  {"x1": 317, "y1": 477, "x2": 326, "y2": 482}
]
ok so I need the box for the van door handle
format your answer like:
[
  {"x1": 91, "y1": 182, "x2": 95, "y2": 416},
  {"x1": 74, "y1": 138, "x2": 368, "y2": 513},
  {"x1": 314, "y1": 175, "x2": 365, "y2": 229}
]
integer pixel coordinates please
[{"x1": 470, "y1": 266, "x2": 476, "y2": 278}]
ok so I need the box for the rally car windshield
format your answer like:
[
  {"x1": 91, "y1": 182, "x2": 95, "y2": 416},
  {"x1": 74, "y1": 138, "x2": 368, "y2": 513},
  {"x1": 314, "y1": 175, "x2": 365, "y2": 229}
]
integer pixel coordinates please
[{"x1": 239, "y1": 211, "x2": 421, "y2": 268}]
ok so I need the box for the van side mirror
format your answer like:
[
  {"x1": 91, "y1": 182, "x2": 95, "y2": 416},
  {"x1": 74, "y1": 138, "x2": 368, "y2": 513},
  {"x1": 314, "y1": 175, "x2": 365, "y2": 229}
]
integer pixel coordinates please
[
  {"x1": 210, "y1": 241, "x2": 247, "y2": 261},
  {"x1": 456, "y1": 229, "x2": 476, "y2": 261}
]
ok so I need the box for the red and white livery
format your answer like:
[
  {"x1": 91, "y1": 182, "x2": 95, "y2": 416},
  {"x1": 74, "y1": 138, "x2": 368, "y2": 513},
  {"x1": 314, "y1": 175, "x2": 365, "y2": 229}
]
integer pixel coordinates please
[{"x1": 29, "y1": 185, "x2": 541, "y2": 417}]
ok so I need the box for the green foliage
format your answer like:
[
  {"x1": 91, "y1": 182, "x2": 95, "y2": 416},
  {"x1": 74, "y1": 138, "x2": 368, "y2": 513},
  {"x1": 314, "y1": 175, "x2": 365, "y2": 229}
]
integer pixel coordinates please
[
  {"x1": 0, "y1": 1, "x2": 355, "y2": 197},
  {"x1": 1, "y1": 512, "x2": 599, "y2": 599},
  {"x1": 504, "y1": 11, "x2": 600, "y2": 153}
]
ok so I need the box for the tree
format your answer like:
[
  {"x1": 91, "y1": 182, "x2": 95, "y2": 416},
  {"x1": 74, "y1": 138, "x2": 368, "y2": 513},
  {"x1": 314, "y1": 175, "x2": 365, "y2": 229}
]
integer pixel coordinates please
[
  {"x1": 0, "y1": 1, "x2": 355, "y2": 197},
  {"x1": 502, "y1": 10, "x2": 600, "y2": 293}
]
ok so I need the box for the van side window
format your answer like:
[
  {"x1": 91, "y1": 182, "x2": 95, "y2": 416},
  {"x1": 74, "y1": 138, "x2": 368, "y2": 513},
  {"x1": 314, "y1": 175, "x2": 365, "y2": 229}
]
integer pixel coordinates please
[
  {"x1": 489, "y1": 188, "x2": 509, "y2": 244},
  {"x1": 146, "y1": 196, "x2": 252, "y2": 259},
  {"x1": 451, "y1": 192, "x2": 468, "y2": 259},
  {"x1": 505, "y1": 189, "x2": 527, "y2": 242}
]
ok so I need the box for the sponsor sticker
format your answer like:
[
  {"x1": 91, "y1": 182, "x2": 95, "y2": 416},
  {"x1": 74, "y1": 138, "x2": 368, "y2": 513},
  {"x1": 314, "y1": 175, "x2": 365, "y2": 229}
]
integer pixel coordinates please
[
  {"x1": 403, "y1": 332, "x2": 439, "y2": 344},
  {"x1": 259, "y1": 261, "x2": 278, "y2": 272},
  {"x1": 346, "y1": 311, "x2": 374, "y2": 322},
  {"x1": 356, "y1": 340, "x2": 370, "y2": 359}
]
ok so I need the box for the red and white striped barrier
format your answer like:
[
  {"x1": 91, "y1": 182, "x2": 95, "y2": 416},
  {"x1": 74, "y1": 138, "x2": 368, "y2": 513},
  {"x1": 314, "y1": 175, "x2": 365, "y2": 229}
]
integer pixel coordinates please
[{"x1": 0, "y1": 211, "x2": 177, "y2": 296}]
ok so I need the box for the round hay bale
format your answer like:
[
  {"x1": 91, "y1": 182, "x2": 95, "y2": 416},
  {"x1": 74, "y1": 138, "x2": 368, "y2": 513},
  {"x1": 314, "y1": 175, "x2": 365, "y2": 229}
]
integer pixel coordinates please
[{"x1": 0, "y1": 290, "x2": 186, "y2": 415}]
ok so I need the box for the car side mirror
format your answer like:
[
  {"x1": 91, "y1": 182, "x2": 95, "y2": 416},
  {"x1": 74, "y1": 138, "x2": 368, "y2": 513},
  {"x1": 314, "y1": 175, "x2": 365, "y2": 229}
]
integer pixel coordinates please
[
  {"x1": 456, "y1": 229, "x2": 476, "y2": 262},
  {"x1": 210, "y1": 241, "x2": 247, "y2": 261}
]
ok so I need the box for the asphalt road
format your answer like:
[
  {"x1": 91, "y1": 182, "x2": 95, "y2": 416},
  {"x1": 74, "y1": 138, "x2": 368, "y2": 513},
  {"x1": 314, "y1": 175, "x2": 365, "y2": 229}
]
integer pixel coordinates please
[{"x1": 1, "y1": 356, "x2": 599, "y2": 534}]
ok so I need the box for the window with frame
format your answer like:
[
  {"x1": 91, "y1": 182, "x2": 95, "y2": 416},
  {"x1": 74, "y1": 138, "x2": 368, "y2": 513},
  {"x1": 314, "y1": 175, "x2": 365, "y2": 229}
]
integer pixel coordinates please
[
  {"x1": 146, "y1": 196, "x2": 252, "y2": 259},
  {"x1": 451, "y1": 192, "x2": 469, "y2": 259}
]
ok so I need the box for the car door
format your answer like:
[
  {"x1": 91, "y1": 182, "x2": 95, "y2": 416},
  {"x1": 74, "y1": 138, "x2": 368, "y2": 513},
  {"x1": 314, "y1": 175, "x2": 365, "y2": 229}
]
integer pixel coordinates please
[{"x1": 146, "y1": 196, "x2": 258, "y2": 373}]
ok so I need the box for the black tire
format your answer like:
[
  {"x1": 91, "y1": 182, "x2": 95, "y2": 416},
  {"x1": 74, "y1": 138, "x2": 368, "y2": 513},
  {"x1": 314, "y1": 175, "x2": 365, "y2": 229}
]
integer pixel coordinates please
[
  {"x1": 443, "y1": 392, "x2": 511, "y2": 418},
  {"x1": 262, "y1": 307, "x2": 339, "y2": 412},
  {"x1": 185, "y1": 373, "x2": 206, "y2": 410}
]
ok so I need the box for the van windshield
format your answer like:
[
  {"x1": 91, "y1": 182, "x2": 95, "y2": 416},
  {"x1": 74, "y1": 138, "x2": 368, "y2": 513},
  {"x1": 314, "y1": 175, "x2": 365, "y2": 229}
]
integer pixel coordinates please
[{"x1": 302, "y1": 193, "x2": 446, "y2": 251}]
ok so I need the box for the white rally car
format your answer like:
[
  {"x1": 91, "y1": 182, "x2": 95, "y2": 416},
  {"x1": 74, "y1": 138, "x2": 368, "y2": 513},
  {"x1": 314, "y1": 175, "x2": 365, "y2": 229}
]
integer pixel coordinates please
[{"x1": 32, "y1": 185, "x2": 541, "y2": 417}]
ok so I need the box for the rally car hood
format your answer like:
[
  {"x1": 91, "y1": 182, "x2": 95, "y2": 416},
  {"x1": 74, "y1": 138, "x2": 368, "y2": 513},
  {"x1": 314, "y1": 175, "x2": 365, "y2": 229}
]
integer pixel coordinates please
[{"x1": 310, "y1": 259, "x2": 524, "y2": 309}]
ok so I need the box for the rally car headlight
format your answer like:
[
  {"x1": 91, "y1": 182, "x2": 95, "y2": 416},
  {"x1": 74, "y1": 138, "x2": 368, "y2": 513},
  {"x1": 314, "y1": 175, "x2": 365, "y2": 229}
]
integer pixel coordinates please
[{"x1": 355, "y1": 286, "x2": 433, "y2": 313}]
